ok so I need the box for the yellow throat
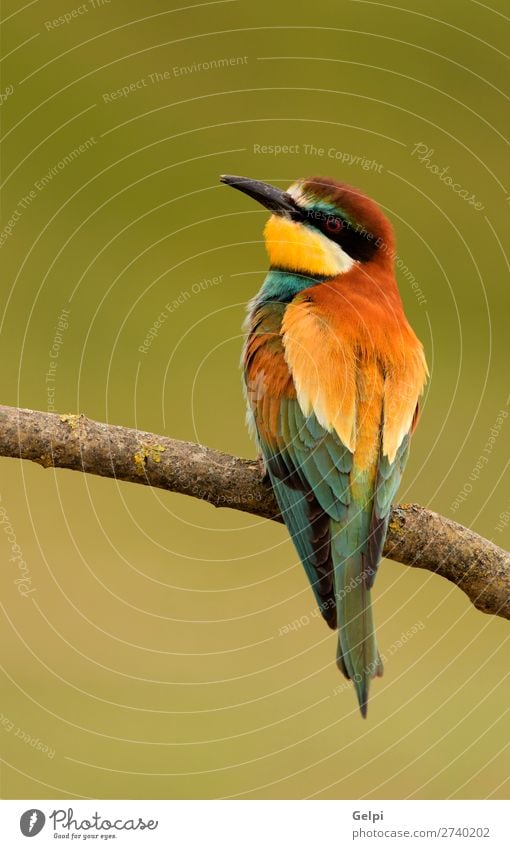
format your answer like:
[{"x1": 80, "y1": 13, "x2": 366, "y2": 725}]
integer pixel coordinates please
[{"x1": 263, "y1": 214, "x2": 355, "y2": 277}]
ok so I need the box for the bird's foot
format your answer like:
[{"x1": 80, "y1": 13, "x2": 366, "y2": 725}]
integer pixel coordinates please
[{"x1": 257, "y1": 453, "x2": 270, "y2": 484}]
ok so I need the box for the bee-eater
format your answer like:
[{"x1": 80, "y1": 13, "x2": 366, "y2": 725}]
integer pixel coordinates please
[{"x1": 221, "y1": 174, "x2": 428, "y2": 716}]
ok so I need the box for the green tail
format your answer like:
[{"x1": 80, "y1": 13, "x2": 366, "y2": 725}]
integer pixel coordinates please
[{"x1": 333, "y1": 538, "x2": 383, "y2": 718}]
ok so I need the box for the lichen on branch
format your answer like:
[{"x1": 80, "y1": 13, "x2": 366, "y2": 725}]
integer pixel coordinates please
[{"x1": 0, "y1": 404, "x2": 509, "y2": 620}]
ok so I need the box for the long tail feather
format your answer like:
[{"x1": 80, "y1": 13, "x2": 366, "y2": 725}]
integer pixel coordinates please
[{"x1": 334, "y1": 551, "x2": 383, "y2": 717}]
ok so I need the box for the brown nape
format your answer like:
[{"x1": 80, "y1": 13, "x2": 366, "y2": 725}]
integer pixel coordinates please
[{"x1": 298, "y1": 176, "x2": 396, "y2": 258}]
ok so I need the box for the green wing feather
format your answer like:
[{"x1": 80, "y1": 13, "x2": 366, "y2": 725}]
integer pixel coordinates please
[
  {"x1": 257, "y1": 394, "x2": 415, "y2": 715},
  {"x1": 366, "y1": 435, "x2": 411, "y2": 588},
  {"x1": 250, "y1": 360, "x2": 414, "y2": 715},
  {"x1": 261, "y1": 398, "x2": 352, "y2": 627}
]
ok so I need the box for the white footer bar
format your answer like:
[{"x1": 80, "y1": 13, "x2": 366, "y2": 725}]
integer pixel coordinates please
[{"x1": 1, "y1": 799, "x2": 507, "y2": 847}]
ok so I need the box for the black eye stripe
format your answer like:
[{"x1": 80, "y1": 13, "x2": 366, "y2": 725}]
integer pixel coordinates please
[
  {"x1": 325, "y1": 217, "x2": 343, "y2": 233},
  {"x1": 298, "y1": 207, "x2": 379, "y2": 263}
]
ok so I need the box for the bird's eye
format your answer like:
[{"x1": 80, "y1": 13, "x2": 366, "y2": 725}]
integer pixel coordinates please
[{"x1": 325, "y1": 217, "x2": 343, "y2": 234}]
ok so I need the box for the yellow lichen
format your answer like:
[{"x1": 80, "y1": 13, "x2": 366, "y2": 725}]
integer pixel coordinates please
[
  {"x1": 36, "y1": 454, "x2": 53, "y2": 468},
  {"x1": 133, "y1": 443, "x2": 166, "y2": 474},
  {"x1": 59, "y1": 413, "x2": 83, "y2": 431},
  {"x1": 388, "y1": 518, "x2": 404, "y2": 537}
]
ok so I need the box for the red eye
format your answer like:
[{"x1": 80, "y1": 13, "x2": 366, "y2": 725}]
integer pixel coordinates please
[{"x1": 325, "y1": 217, "x2": 343, "y2": 234}]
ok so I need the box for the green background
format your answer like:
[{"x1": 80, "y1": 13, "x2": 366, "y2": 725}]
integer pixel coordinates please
[{"x1": 0, "y1": 0, "x2": 509, "y2": 800}]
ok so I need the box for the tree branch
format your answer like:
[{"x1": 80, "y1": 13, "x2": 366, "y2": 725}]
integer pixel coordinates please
[{"x1": 1, "y1": 404, "x2": 509, "y2": 620}]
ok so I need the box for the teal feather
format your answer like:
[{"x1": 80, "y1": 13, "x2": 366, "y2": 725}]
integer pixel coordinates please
[
  {"x1": 264, "y1": 397, "x2": 415, "y2": 715},
  {"x1": 267, "y1": 465, "x2": 336, "y2": 624},
  {"x1": 367, "y1": 434, "x2": 411, "y2": 589},
  {"x1": 244, "y1": 295, "x2": 414, "y2": 714}
]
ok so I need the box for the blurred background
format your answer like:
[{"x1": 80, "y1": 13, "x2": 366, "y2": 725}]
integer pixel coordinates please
[{"x1": 0, "y1": 0, "x2": 508, "y2": 800}]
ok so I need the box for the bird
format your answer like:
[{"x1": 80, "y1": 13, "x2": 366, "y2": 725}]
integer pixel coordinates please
[{"x1": 220, "y1": 174, "x2": 428, "y2": 717}]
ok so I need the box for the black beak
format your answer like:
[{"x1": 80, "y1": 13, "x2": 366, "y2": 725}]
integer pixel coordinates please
[{"x1": 220, "y1": 174, "x2": 300, "y2": 217}]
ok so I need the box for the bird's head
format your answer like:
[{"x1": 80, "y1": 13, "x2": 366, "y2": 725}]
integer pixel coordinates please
[{"x1": 221, "y1": 174, "x2": 395, "y2": 279}]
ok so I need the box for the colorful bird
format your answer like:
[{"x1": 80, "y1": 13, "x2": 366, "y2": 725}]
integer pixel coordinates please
[{"x1": 221, "y1": 174, "x2": 428, "y2": 716}]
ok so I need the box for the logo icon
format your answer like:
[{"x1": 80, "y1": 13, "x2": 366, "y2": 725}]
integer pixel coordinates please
[{"x1": 20, "y1": 810, "x2": 46, "y2": 837}]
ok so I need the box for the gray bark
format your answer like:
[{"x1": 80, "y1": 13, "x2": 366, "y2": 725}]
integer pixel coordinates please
[{"x1": 1, "y1": 404, "x2": 508, "y2": 620}]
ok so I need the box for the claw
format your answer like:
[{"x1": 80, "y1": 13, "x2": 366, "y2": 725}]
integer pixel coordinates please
[{"x1": 257, "y1": 453, "x2": 270, "y2": 483}]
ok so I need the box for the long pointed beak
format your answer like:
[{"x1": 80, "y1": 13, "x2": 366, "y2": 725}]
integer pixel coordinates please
[{"x1": 220, "y1": 174, "x2": 299, "y2": 216}]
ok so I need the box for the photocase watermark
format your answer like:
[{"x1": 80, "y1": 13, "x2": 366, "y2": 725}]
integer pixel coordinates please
[
  {"x1": 19, "y1": 807, "x2": 159, "y2": 837},
  {"x1": 44, "y1": 0, "x2": 111, "y2": 30},
  {"x1": 0, "y1": 493, "x2": 35, "y2": 598},
  {"x1": 190, "y1": 487, "x2": 250, "y2": 505},
  {"x1": 35, "y1": 137, "x2": 98, "y2": 192},
  {"x1": 138, "y1": 274, "x2": 223, "y2": 354},
  {"x1": 278, "y1": 570, "x2": 374, "y2": 636},
  {"x1": 20, "y1": 810, "x2": 46, "y2": 838},
  {"x1": 331, "y1": 620, "x2": 425, "y2": 696},
  {"x1": 49, "y1": 808, "x2": 158, "y2": 835},
  {"x1": 451, "y1": 400, "x2": 509, "y2": 513},
  {"x1": 336, "y1": 216, "x2": 427, "y2": 306},
  {"x1": 0, "y1": 137, "x2": 97, "y2": 248},
  {"x1": 46, "y1": 308, "x2": 71, "y2": 412},
  {"x1": 394, "y1": 256, "x2": 427, "y2": 306},
  {"x1": 253, "y1": 142, "x2": 383, "y2": 172},
  {"x1": 102, "y1": 56, "x2": 248, "y2": 102},
  {"x1": 495, "y1": 499, "x2": 510, "y2": 535},
  {"x1": 174, "y1": 55, "x2": 248, "y2": 77},
  {"x1": 1, "y1": 710, "x2": 55, "y2": 759},
  {"x1": 410, "y1": 143, "x2": 485, "y2": 211},
  {"x1": 0, "y1": 83, "x2": 14, "y2": 105}
]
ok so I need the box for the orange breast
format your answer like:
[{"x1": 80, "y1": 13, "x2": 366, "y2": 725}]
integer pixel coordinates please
[
  {"x1": 280, "y1": 266, "x2": 428, "y2": 465},
  {"x1": 243, "y1": 302, "x2": 294, "y2": 447}
]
